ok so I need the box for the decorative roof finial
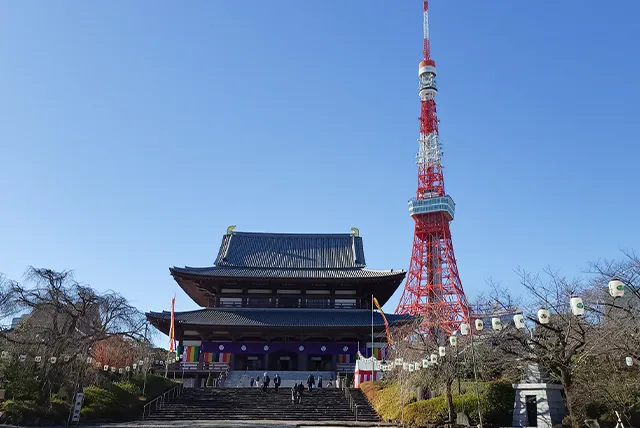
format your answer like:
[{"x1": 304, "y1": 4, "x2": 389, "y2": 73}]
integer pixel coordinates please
[
  {"x1": 226, "y1": 225, "x2": 237, "y2": 235},
  {"x1": 350, "y1": 227, "x2": 360, "y2": 237}
]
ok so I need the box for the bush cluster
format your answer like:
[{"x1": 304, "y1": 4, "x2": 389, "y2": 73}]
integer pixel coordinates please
[
  {"x1": 1, "y1": 374, "x2": 177, "y2": 425},
  {"x1": 361, "y1": 380, "x2": 515, "y2": 427}
]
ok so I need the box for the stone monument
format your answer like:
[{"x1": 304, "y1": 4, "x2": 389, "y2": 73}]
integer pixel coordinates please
[{"x1": 512, "y1": 363, "x2": 566, "y2": 428}]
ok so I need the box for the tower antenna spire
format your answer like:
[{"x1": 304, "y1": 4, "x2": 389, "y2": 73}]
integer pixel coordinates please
[
  {"x1": 423, "y1": 0, "x2": 430, "y2": 60},
  {"x1": 396, "y1": 1, "x2": 469, "y2": 338}
]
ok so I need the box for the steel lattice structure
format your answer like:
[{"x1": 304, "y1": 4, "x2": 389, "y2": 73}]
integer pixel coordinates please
[{"x1": 395, "y1": 0, "x2": 469, "y2": 337}]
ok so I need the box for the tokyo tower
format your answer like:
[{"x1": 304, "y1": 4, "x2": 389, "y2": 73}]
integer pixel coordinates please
[{"x1": 395, "y1": 0, "x2": 469, "y2": 337}]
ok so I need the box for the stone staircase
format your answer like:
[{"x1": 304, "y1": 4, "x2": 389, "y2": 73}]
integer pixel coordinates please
[{"x1": 144, "y1": 387, "x2": 380, "y2": 422}]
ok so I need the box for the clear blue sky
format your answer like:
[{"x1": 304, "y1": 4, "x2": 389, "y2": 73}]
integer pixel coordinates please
[{"x1": 1, "y1": 1, "x2": 639, "y2": 323}]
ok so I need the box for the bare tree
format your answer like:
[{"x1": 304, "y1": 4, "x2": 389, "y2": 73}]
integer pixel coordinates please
[{"x1": 0, "y1": 267, "x2": 150, "y2": 403}]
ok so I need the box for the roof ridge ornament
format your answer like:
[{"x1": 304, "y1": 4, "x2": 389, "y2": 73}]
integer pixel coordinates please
[
  {"x1": 350, "y1": 227, "x2": 360, "y2": 237},
  {"x1": 226, "y1": 225, "x2": 237, "y2": 235}
]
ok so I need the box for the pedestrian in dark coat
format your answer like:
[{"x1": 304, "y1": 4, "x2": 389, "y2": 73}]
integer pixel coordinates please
[
  {"x1": 318, "y1": 376, "x2": 323, "y2": 389},
  {"x1": 273, "y1": 373, "x2": 281, "y2": 393},
  {"x1": 249, "y1": 377, "x2": 255, "y2": 387},
  {"x1": 307, "y1": 373, "x2": 314, "y2": 392},
  {"x1": 262, "y1": 372, "x2": 270, "y2": 392}
]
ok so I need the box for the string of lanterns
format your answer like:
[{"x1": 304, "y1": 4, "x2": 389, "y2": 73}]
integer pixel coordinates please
[
  {"x1": 380, "y1": 279, "x2": 634, "y2": 371},
  {"x1": 0, "y1": 351, "x2": 177, "y2": 374}
]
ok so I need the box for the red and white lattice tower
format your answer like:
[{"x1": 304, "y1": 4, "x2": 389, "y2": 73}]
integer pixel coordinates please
[{"x1": 395, "y1": 0, "x2": 469, "y2": 337}]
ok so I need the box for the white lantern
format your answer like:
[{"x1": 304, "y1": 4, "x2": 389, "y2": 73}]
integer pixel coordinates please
[
  {"x1": 609, "y1": 279, "x2": 625, "y2": 298},
  {"x1": 86, "y1": 357, "x2": 93, "y2": 364},
  {"x1": 126, "y1": 366, "x2": 130, "y2": 372},
  {"x1": 513, "y1": 314, "x2": 526, "y2": 329},
  {"x1": 422, "y1": 359, "x2": 430, "y2": 368},
  {"x1": 118, "y1": 368, "x2": 124, "y2": 374},
  {"x1": 139, "y1": 360, "x2": 144, "y2": 366},
  {"x1": 35, "y1": 356, "x2": 42, "y2": 363},
  {"x1": 537, "y1": 308, "x2": 550, "y2": 324},
  {"x1": 475, "y1": 319, "x2": 484, "y2": 331},
  {"x1": 626, "y1": 357, "x2": 633, "y2": 367},
  {"x1": 460, "y1": 323, "x2": 470, "y2": 336},
  {"x1": 111, "y1": 366, "x2": 116, "y2": 373},
  {"x1": 103, "y1": 365, "x2": 109, "y2": 371},
  {"x1": 18, "y1": 354, "x2": 27, "y2": 363},
  {"x1": 570, "y1": 297, "x2": 585, "y2": 316},
  {"x1": 414, "y1": 362, "x2": 421, "y2": 371},
  {"x1": 430, "y1": 354, "x2": 438, "y2": 364},
  {"x1": 395, "y1": 358, "x2": 403, "y2": 365},
  {"x1": 449, "y1": 336, "x2": 458, "y2": 346},
  {"x1": 408, "y1": 363, "x2": 414, "y2": 372},
  {"x1": 132, "y1": 363, "x2": 137, "y2": 370},
  {"x1": 49, "y1": 357, "x2": 57, "y2": 364},
  {"x1": 438, "y1": 346, "x2": 446, "y2": 357},
  {"x1": 491, "y1": 317, "x2": 503, "y2": 331}
]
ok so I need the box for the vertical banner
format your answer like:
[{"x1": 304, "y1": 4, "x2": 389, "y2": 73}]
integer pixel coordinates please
[{"x1": 70, "y1": 392, "x2": 84, "y2": 424}]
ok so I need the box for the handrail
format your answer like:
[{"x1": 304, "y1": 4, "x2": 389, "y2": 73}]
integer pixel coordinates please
[
  {"x1": 341, "y1": 376, "x2": 358, "y2": 422},
  {"x1": 141, "y1": 383, "x2": 183, "y2": 420}
]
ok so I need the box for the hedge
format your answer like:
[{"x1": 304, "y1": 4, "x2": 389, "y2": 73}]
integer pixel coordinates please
[
  {"x1": 361, "y1": 380, "x2": 514, "y2": 427},
  {"x1": 0, "y1": 399, "x2": 69, "y2": 426}
]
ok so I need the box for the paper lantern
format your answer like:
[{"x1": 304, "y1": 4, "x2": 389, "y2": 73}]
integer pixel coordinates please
[
  {"x1": 408, "y1": 364, "x2": 414, "y2": 372},
  {"x1": 438, "y1": 346, "x2": 446, "y2": 357},
  {"x1": 460, "y1": 323, "x2": 470, "y2": 336},
  {"x1": 626, "y1": 357, "x2": 633, "y2": 367},
  {"x1": 402, "y1": 362, "x2": 409, "y2": 371},
  {"x1": 126, "y1": 366, "x2": 130, "y2": 372},
  {"x1": 49, "y1": 357, "x2": 57, "y2": 364},
  {"x1": 491, "y1": 317, "x2": 503, "y2": 331},
  {"x1": 422, "y1": 359, "x2": 430, "y2": 368},
  {"x1": 414, "y1": 362, "x2": 421, "y2": 371},
  {"x1": 609, "y1": 279, "x2": 625, "y2": 298},
  {"x1": 513, "y1": 314, "x2": 526, "y2": 329},
  {"x1": 430, "y1": 354, "x2": 438, "y2": 364},
  {"x1": 449, "y1": 336, "x2": 458, "y2": 346},
  {"x1": 118, "y1": 368, "x2": 124, "y2": 374},
  {"x1": 35, "y1": 356, "x2": 42, "y2": 363},
  {"x1": 132, "y1": 363, "x2": 137, "y2": 370},
  {"x1": 538, "y1": 308, "x2": 550, "y2": 324},
  {"x1": 570, "y1": 297, "x2": 585, "y2": 316},
  {"x1": 18, "y1": 354, "x2": 27, "y2": 363},
  {"x1": 103, "y1": 365, "x2": 109, "y2": 371},
  {"x1": 475, "y1": 319, "x2": 484, "y2": 331}
]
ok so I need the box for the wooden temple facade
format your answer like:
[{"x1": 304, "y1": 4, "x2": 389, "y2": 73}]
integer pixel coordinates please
[{"x1": 147, "y1": 228, "x2": 410, "y2": 378}]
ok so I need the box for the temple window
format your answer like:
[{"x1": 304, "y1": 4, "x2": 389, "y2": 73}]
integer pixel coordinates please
[
  {"x1": 334, "y1": 298, "x2": 357, "y2": 309},
  {"x1": 219, "y1": 297, "x2": 243, "y2": 307}
]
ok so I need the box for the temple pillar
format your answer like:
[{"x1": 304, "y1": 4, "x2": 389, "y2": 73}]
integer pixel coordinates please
[
  {"x1": 298, "y1": 352, "x2": 306, "y2": 371},
  {"x1": 263, "y1": 352, "x2": 269, "y2": 371}
]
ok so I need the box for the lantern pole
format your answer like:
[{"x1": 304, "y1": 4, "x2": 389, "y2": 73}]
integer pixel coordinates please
[{"x1": 468, "y1": 329, "x2": 484, "y2": 428}]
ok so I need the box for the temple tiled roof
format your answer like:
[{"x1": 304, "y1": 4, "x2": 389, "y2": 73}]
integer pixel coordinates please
[
  {"x1": 215, "y1": 232, "x2": 366, "y2": 269},
  {"x1": 171, "y1": 266, "x2": 404, "y2": 279},
  {"x1": 170, "y1": 231, "x2": 405, "y2": 281},
  {"x1": 147, "y1": 308, "x2": 413, "y2": 328}
]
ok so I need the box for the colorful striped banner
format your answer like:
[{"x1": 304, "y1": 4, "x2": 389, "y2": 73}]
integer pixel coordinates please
[
  {"x1": 337, "y1": 354, "x2": 351, "y2": 364},
  {"x1": 203, "y1": 352, "x2": 215, "y2": 363},
  {"x1": 217, "y1": 352, "x2": 231, "y2": 363},
  {"x1": 372, "y1": 348, "x2": 384, "y2": 360},
  {"x1": 184, "y1": 346, "x2": 200, "y2": 363}
]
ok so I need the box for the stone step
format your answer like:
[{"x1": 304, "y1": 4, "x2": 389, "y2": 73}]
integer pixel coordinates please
[{"x1": 144, "y1": 387, "x2": 380, "y2": 422}]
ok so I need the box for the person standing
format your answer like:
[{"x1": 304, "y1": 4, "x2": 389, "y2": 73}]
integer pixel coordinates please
[
  {"x1": 318, "y1": 375, "x2": 323, "y2": 389},
  {"x1": 306, "y1": 373, "x2": 315, "y2": 392},
  {"x1": 273, "y1": 373, "x2": 281, "y2": 393},
  {"x1": 262, "y1": 372, "x2": 270, "y2": 392},
  {"x1": 249, "y1": 377, "x2": 255, "y2": 388}
]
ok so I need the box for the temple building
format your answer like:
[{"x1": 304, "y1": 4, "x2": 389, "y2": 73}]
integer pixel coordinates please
[{"x1": 147, "y1": 227, "x2": 410, "y2": 383}]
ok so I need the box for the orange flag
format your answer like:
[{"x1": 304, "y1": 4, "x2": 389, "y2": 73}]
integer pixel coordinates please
[
  {"x1": 373, "y1": 296, "x2": 392, "y2": 346},
  {"x1": 169, "y1": 297, "x2": 176, "y2": 352}
]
